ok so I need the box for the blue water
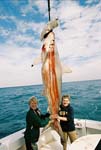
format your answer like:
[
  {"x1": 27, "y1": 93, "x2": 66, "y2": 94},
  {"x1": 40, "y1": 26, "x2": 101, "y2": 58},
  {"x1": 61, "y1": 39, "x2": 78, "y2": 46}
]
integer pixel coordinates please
[{"x1": 0, "y1": 79, "x2": 101, "y2": 139}]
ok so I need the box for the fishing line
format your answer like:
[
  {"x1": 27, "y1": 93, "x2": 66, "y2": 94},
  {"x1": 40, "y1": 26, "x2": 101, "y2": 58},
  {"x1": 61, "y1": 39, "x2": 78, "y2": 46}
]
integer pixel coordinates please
[{"x1": 47, "y1": 0, "x2": 51, "y2": 21}]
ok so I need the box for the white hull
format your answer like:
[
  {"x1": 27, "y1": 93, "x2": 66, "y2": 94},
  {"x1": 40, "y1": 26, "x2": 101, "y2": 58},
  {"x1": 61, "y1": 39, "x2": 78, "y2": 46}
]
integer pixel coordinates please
[{"x1": 0, "y1": 119, "x2": 101, "y2": 150}]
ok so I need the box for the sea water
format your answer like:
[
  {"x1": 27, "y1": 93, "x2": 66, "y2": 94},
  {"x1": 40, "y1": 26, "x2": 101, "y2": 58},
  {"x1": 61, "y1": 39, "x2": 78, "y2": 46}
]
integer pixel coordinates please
[{"x1": 0, "y1": 79, "x2": 101, "y2": 138}]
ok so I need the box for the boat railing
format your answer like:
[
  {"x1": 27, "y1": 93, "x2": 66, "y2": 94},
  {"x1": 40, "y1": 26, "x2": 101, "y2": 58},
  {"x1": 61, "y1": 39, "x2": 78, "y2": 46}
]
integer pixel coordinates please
[{"x1": 0, "y1": 119, "x2": 101, "y2": 150}]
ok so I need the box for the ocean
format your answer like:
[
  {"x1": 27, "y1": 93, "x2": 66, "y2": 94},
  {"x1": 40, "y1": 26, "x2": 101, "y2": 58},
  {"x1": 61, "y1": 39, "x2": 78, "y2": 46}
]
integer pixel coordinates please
[{"x1": 0, "y1": 79, "x2": 101, "y2": 139}]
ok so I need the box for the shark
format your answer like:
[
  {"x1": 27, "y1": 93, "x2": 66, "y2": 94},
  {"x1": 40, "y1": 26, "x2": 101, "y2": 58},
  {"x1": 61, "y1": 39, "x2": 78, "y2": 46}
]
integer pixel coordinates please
[{"x1": 32, "y1": 19, "x2": 72, "y2": 140}]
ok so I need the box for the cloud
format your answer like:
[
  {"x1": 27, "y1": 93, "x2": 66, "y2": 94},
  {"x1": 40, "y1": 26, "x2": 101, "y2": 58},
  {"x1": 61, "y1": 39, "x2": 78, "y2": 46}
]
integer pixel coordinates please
[
  {"x1": 0, "y1": 43, "x2": 42, "y2": 87},
  {"x1": 55, "y1": 1, "x2": 101, "y2": 61}
]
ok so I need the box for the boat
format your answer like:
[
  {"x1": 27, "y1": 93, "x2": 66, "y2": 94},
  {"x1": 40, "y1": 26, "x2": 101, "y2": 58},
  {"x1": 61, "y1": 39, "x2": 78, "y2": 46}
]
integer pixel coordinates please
[{"x1": 0, "y1": 118, "x2": 101, "y2": 150}]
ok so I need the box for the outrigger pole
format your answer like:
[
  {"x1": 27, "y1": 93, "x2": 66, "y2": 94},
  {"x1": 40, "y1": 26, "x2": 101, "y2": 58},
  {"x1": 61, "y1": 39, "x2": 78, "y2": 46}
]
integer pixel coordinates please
[{"x1": 47, "y1": 0, "x2": 51, "y2": 21}]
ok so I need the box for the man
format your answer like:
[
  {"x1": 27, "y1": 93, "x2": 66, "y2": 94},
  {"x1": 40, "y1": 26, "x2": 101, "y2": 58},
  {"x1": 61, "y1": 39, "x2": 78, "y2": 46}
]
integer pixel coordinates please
[{"x1": 55, "y1": 95, "x2": 77, "y2": 150}]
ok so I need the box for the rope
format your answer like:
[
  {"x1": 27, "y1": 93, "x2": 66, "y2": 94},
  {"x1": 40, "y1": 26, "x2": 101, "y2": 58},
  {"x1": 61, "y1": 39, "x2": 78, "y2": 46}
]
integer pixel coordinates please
[{"x1": 47, "y1": 0, "x2": 51, "y2": 21}]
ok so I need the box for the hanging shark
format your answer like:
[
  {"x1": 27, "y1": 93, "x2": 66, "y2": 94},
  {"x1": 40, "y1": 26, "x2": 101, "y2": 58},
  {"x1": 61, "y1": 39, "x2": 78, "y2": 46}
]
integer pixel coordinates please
[{"x1": 32, "y1": 19, "x2": 72, "y2": 139}]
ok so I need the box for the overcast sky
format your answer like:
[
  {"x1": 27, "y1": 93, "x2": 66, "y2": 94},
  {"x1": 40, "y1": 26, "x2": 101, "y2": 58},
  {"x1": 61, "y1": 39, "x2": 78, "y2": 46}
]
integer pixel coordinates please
[{"x1": 0, "y1": 0, "x2": 101, "y2": 88}]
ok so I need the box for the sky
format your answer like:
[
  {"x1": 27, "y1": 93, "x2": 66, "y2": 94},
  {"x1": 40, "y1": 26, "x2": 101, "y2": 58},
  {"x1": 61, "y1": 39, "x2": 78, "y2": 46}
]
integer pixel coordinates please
[{"x1": 0, "y1": 0, "x2": 101, "y2": 88}]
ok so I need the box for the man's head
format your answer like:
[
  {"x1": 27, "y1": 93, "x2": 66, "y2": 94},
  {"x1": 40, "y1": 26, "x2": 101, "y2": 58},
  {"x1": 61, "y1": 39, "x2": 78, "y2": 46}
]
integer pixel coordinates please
[{"x1": 62, "y1": 95, "x2": 70, "y2": 107}]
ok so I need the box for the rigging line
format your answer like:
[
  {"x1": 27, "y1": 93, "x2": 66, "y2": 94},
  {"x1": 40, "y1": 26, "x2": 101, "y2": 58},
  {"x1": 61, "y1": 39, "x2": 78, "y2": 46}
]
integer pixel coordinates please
[{"x1": 47, "y1": 0, "x2": 51, "y2": 21}]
